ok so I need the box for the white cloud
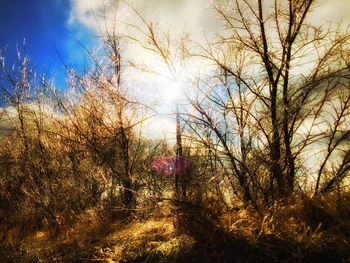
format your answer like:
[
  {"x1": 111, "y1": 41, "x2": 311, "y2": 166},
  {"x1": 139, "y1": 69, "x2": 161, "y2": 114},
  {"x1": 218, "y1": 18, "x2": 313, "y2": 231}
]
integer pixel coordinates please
[
  {"x1": 68, "y1": 0, "x2": 350, "y2": 65},
  {"x1": 69, "y1": 0, "x2": 214, "y2": 35},
  {"x1": 68, "y1": 0, "x2": 350, "y2": 83},
  {"x1": 67, "y1": 0, "x2": 350, "y2": 142},
  {"x1": 68, "y1": 1, "x2": 220, "y2": 134},
  {"x1": 138, "y1": 114, "x2": 177, "y2": 142},
  {"x1": 69, "y1": 0, "x2": 107, "y2": 31},
  {"x1": 307, "y1": 0, "x2": 350, "y2": 27}
]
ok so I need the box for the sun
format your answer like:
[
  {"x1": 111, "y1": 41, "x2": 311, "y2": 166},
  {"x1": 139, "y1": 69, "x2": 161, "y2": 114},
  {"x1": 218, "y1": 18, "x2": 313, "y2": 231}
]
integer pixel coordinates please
[
  {"x1": 155, "y1": 65, "x2": 186, "y2": 103},
  {"x1": 160, "y1": 81, "x2": 182, "y2": 102}
]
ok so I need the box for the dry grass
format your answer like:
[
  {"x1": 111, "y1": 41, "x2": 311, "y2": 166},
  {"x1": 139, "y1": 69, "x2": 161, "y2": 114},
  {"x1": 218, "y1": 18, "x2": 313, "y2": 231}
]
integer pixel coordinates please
[
  {"x1": 1, "y1": 207, "x2": 196, "y2": 262},
  {"x1": 219, "y1": 196, "x2": 350, "y2": 262},
  {"x1": 1, "y1": 196, "x2": 350, "y2": 262},
  {"x1": 96, "y1": 218, "x2": 195, "y2": 262}
]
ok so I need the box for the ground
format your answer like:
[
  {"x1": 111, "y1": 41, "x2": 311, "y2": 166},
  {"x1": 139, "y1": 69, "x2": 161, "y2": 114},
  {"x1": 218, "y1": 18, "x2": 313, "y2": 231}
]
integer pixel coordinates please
[{"x1": 2, "y1": 198, "x2": 350, "y2": 262}]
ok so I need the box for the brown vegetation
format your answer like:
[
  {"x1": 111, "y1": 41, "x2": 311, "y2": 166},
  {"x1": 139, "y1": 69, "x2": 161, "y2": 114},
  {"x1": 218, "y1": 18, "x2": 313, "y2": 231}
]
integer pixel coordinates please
[{"x1": 0, "y1": 0, "x2": 350, "y2": 262}]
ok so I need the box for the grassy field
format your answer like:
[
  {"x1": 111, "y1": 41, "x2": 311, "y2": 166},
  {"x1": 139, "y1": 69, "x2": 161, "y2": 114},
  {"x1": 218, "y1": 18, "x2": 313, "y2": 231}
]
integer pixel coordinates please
[{"x1": 1, "y1": 195, "x2": 350, "y2": 263}]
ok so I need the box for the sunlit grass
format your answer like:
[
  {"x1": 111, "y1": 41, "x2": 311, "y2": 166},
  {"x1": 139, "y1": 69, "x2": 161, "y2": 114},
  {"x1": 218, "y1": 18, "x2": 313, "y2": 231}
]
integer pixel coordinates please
[{"x1": 3, "y1": 197, "x2": 349, "y2": 262}]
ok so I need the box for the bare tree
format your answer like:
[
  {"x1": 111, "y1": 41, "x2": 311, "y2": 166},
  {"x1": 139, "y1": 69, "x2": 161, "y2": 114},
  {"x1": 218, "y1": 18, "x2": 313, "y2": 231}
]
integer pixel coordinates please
[{"x1": 183, "y1": 0, "x2": 350, "y2": 204}]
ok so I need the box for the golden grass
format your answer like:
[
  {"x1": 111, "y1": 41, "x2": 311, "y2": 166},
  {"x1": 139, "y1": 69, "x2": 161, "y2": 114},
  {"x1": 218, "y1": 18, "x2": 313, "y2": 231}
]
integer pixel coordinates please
[
  {"x1": 5, "y1": 213, "x2": 196, "y2": 262},
  {"x1": 1, "y1": 196, "x2": 350, "y2": 262},
  {"x1": 94, "y1": 217, "x2": 195, "y2": 262}
]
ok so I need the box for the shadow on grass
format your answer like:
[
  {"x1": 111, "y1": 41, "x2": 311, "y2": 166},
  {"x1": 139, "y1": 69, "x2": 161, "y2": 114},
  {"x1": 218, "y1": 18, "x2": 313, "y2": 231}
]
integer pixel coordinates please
[
  {"x1": 1, "y1": 203, "x2": 350, "y2": 262},
  {"x1": 124, "y1": 228, "x2": 348, "y2": 263},
  {"x1": 124, "y1": 203, "x2": 350, "y2": 263}
]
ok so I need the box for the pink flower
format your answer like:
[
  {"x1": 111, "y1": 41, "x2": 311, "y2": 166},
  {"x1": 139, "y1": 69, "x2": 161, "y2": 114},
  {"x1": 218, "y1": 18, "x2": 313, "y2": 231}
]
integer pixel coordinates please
[{"x1": 152, "y1": 156, "x2": 189, "y2": 176}]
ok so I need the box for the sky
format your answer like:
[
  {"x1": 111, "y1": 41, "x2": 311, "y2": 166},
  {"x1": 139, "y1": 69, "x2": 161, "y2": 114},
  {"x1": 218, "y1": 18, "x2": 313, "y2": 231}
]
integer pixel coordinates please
[
  {"x1": 0, "y1": 0, "x2": 96, "y2": 89},
  {"x1": 1, "y1": 0, "x2": 349, "y2": 89},
  {"x1": 1, "y1": 0, "x2": 350, "y2": 139}
]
